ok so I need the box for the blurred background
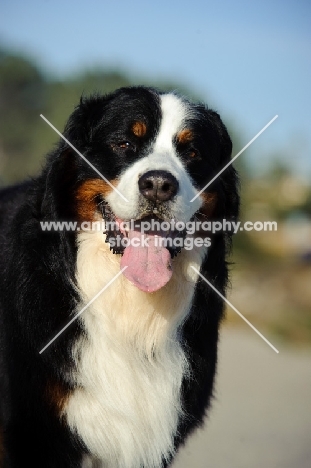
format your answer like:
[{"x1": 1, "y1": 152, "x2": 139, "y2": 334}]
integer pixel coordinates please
[{"x1": 1, "y1": 1, "x2": 311, "y2": 466}]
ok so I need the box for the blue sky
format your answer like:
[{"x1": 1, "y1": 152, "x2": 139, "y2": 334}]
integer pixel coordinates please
[{"x1": 1, "y1": 0, "x2": 310, "y2": 178}]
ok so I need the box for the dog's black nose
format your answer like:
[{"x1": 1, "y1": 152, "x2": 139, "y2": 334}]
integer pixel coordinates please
[{"x1": 138, "y1": 170, "x2": 179, "y2": 202}]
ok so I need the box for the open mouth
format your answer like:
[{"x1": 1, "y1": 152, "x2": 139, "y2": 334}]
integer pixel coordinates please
[{"x1": 100, "y1": 202, "x2": 186, "y2": 293}]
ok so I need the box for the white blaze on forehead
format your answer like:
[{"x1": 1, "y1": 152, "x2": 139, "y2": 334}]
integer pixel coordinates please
[{"x1": 154, "y1": 94, "x2": 190, "y2": 153}]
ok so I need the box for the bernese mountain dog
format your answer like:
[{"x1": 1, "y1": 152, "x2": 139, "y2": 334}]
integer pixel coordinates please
[{"x1": 0, "y1": 86, "x2": 239, "y2": 467}]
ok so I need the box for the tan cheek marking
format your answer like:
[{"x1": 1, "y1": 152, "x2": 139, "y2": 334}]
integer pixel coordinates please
[
  {"x1": 132, "y1": 121, "x2": 147, "y2": 137},
  {"x1": 177, "y1": 128, "x2": 193, "y2": 144},
  {"x1": 45, "y1": 380, "x2": 72, "y2": 415},
  {"x1": 199, "y1": 192, "x2": 218, "y2": 217},
  {"x1": 75, "y1": 178, "x2": 118, "y2": 222}
]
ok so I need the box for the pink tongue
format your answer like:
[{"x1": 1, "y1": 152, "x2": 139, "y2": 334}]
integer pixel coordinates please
[{"x1": 120, "y1": 229, "x2": 172, "y2": 292}]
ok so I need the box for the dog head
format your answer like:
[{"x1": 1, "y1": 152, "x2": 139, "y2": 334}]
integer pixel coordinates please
[{"x1": 42, "y1": 86, "x2": 239, "y2": 292}]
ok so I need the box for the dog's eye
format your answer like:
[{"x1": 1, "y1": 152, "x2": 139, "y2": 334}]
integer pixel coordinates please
[
  {"x1": 118, "y1": 141, "x2": 134, "y2": 150},
  {"x1": 187, "y1": 148, "x2": 200, "y2": 159},
  {"x1": 177, "y1": 145, "x2": 200, "y2": 163},
  {"x1": 110, "y1": 141, "x2": 137, "y2": 156},
  {"x1": 111, "y1": 141, "x2": 136, "y2": 153}
]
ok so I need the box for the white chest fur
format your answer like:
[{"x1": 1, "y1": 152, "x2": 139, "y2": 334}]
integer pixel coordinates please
[{"x1": 64, "y1": 231, "x2": 205, "y2": 468}]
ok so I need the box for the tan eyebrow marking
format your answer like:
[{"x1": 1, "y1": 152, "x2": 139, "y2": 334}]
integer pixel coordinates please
[
  {"x1": 132, "y1": 121, "x2": 147, "y2": 137},
  {"x1": 176, "y1": 128, "x2": 193, "y2": 144}
]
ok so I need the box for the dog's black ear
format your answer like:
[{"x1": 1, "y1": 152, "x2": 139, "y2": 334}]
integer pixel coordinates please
[
  {"x1": 40, "y1": 95, "x2": 109, "y2": 223},
  {"x1": 40, "y1": 147, "x2": 77, "y2": 221},
  {"x1": 207, "y1": 109, "x2": 240, "y2": 224},
  {"x1": 61, "y1": 94, "x2": 110, "y2": 149},
  {"x1": 208, "y1": 110, "x2": 233, "y2": 166}
]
